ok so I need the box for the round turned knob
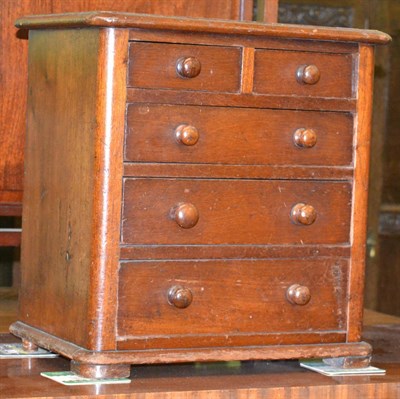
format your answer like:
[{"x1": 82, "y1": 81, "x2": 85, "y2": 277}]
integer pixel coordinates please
[
  {"x1": 296, "y1": 64, "x2": 320, "y2": 85},
  {"x1": 291, "y1": 203, "x2": 317, "y2": 226},
  {"x1": 176, "y1": 57, "x2": 201, "y2": 79},
  {"x1": 293, "y1": 128, "x2": 317, "y2": 148},
  {"x1": 287, "y1": 284, "x2": 311, "y2": 305},
  {"x1": 171, "y1": 203, "x2": 199, "y2": 229},
  {"x1": 175, "y1": 124, "x2": 199, "y2": 146},
  {"x1": 168, "y1": 285, "x2": 193, "y2": 309}
]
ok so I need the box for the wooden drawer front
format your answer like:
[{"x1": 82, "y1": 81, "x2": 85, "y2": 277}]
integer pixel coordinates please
[
  {"x1": 118, "y1": 259, "x2": 348, "y2": 338},
  {"x1": 128, "y1": 42, "x2": 241, "y2": 92},
  {"x1": 253, "y1": 50, "x2": 354, "y2": 98},
  {"x1": 125, "y1": 104, "x2": 353, "y2": 166},
  {"x1": 121, "y1": 179, "x2": 351, "y2": 245}
]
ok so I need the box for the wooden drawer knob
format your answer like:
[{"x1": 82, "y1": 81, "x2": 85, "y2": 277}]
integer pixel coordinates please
[
  {"x1": 291, "y1": 203, "x2": 317, "y2": 225},
  {"x1": 168, "y1": 285, "x2": 193, "y2": 309},
  {"x1": 296, "y1": 64, "x2": 320, "y2": 85},
  {"x1": 171, "y1": 203, "x2": 199, "y2": 229},
  {"x1": 293, "y1": 128, "x2": 317, "y2": 148},
  {"x1": 176, "y1": 57, "x2": 201, "y2": 78},
  {"x1": 175, "y1": 124, "x2": 199, "y2": 146},
  {"x1": 287, "y1": 284, "x2": 311, "y2": 305}
]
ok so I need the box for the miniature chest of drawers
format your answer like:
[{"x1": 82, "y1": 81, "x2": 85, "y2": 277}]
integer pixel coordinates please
[{"x1": 11, "y1": 12, "x2": 390, "y2": 378}]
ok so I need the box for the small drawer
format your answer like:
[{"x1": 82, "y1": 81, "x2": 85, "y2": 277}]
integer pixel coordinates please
[
  {"x1": 253, "y1": 49, "x2": 354, "y2": 98},
  {"x1": 117, "y1": 258, "x2": 348, "y2": 338},
  {"x1": 127, "y1": 42, "x2": 241, "y2": 92},
  {"x1": 121, "y1": 179, "x2": 351, "y2": 245},
  {"x1": 125, "y1": 104, "x2": 353, "y2": 166}
]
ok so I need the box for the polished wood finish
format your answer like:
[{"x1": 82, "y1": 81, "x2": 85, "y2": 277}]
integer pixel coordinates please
[
  {"x1": 290, "y1": 203, "x2": 317, "y2": 226},
  {"x1": 71, "y1": 361, "x2": 131, "y2": 379},
  {"x1": 176, "y1": 56, "x2": 202, "y2": 79},
  {"x1": 123, "y1": 162, "x2": 354, "y2": 181},
  {"x1": 2, "y1": 323, "x2": 400, "y2": 399},
  {"x1": 175, "y1": 124, "x2": 200, "y2": 146},
  {"x1": 10, "y1": 321, "x2": 370, "y2": 365},
  {"x1": 15, "y1": 12, "x2": 390, "y2": 44},
  {"x1": 296, "y1": 64, "x2": 321, "y2": 85},
  {"x1": 119, "y1": 244, "x2": 351, "y2": 261},
  {"x1": 347, "y1": 44, "x2": 376, "y2": 343},
  {"x1": 128, "y1": 42, "x2": 241, "y2": 92},
  {"x1": 3, "y1": 307, "x2": 400, "y2": 397},
  {"x1": 117, "y1": 259, "x2": 348, "y2": 342},
  {"x1": 167, "y1": 285, "x2": 194, "y2": 309},
  {"x1": 13, "y1": 12, "x2": 389, "y2": 375},
  {"x1": 254, "y1": 50, "x2": 354, "y2": 97},
  {"x1": 293, "y1": 128, "x2": 318, "y2": 148},
  {"x1": 286, "y1": 284, "x2": 312, "y2": 306},
  {"x1": 171, "y1": 203, "x2": 200, "y2": 229},
  {"x1": 125, "y1": 105, "x2": 353, "y2": 165},
  {"x1": 19, "y1": 27, "x2": 128, "y2": 351},
  {"x1": 20, "y1": 28, "x2": 100, "y2": 348},
  {"x1": 127, "y1": 88, "x2": 358, "y2": 113},
  {"x1": 122, "y1": 179, "x2": 351, "y2": 245}
]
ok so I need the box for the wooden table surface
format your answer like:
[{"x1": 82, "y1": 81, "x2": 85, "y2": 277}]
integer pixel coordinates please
[{"x1": 1, "y1": 294, "x2": 400, "y2": 398}]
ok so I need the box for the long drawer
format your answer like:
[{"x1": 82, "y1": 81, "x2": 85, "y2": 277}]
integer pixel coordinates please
[
  {"x1": 125, "y1": 104, "x2": 353, "y2": 166},
  {"x1": 121, "y1": 178, "x2": 352, "y2": 246},
  {"x1": 117, "y1": 258, "x2": 348, "y2": 340}
]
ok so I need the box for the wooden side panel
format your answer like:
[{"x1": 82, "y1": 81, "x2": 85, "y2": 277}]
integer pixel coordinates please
[
  {"x1": 347, "y1": 45, "x2": 375, "y2": 342},
  {"x1": 19, "y1": 29, "x2": 99, "y2": 348},
  {"x1": 19, "y1": 28, "x2": 127, "y2": 350}
]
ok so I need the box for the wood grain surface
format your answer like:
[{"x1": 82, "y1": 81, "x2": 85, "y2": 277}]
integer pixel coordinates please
[
  {"x1": 117, "y1": 258, "x2": 349, "y2": 342},
  {"x1": 119, "y1": 244, "x2": 351, "y2": 261},
  {"x1": 128, "y1": 42, "x2": 241, "y2": 92},
  {"x1": 15, "y1": 11, "x2": 391, "y2": 45},
  {"x1": 125, "y1": 104, "x2": 353, "y2": 165},
  {"x1": 19, "y1": 27, "x2": 128, "y2": 351},
  {"x1": 121, "y1": 179, "x2": 352, "y2": 245},
  {"x1": 254, "y1": 49, "x2": 354, "y2": 98},
  {"x1": 347, "y1": 45, "x2": 376, "y2": 343},
  {"x1": 126, "y1": 88, "x2": 358, "y2": 113},
  {"x1": 19, "y1": 28, "x2": 100, "y2": 348}
]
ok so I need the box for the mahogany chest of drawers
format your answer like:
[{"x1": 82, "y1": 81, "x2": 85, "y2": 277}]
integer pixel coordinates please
[{"x1": 11, "y1": 12, "x2": 390, "y2": 378}]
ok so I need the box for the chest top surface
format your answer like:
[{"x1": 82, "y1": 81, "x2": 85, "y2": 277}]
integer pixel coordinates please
[{"x1": 16, "y1": 11, "x2": 390, "y2": 43}]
